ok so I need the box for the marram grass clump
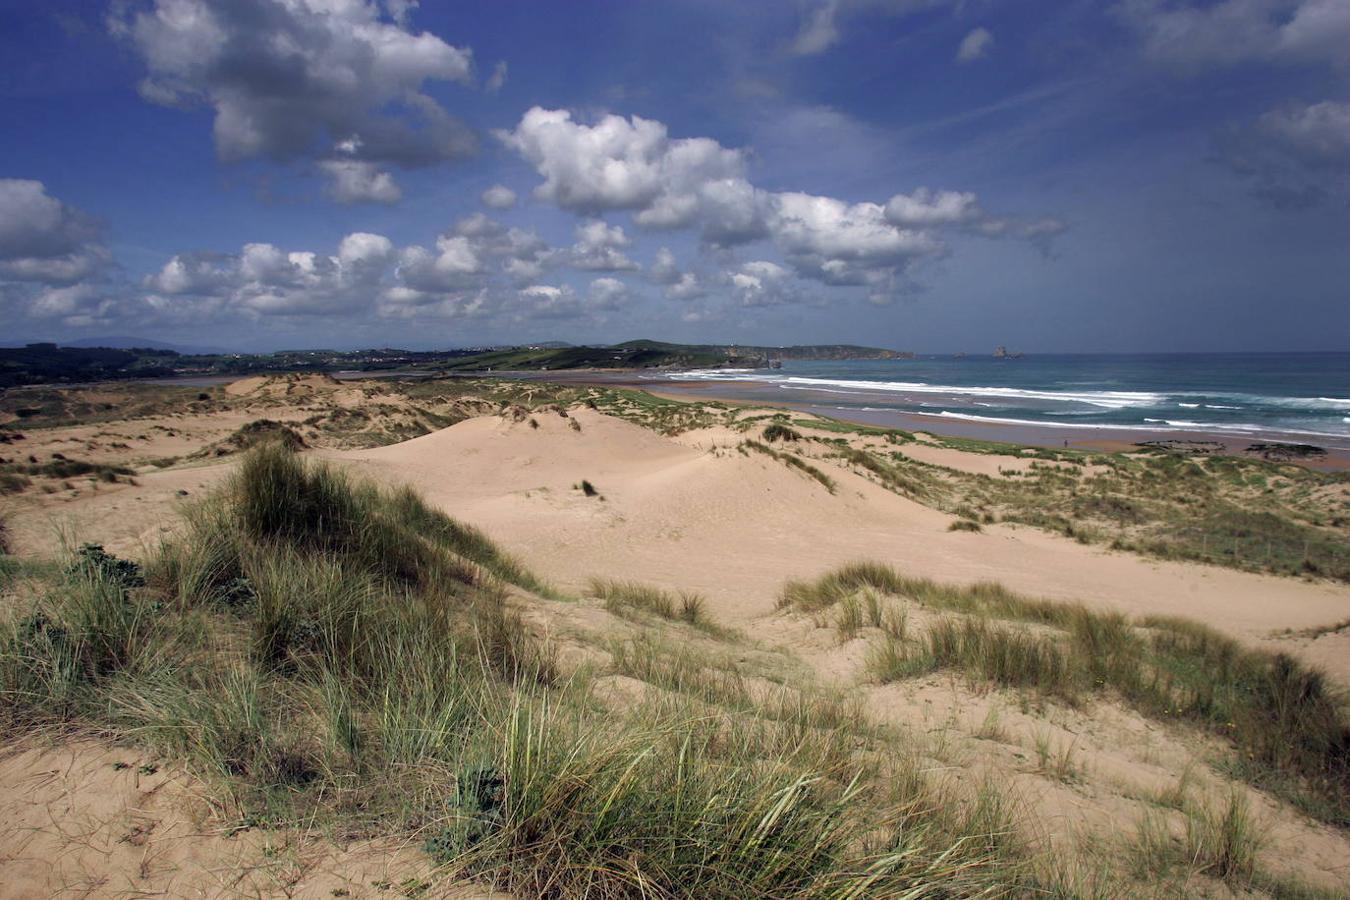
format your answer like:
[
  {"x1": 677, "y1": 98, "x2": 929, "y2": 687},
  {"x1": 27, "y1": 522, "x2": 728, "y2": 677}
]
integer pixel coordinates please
[
  {"x1": 785, "y1": 560, "x2": 1350, "y2": 827},
  {"x1": 586, "y1": 576, "x2": 718, "y2": 633}
]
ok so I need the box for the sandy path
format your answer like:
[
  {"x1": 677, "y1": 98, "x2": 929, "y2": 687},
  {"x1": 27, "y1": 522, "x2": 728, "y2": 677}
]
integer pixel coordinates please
[
  {"x1": 2, "y1": 464, "x2": 235, "y2": 559},
  {"x1": 335, "y1": 409, "x2": 1350, "y2": 682}
]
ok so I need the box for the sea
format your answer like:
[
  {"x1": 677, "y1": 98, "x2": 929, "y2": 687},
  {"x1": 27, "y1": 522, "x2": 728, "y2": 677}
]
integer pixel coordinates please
[{"x1": 651, "y1": 353, "x2": 1350, "y2": 446}]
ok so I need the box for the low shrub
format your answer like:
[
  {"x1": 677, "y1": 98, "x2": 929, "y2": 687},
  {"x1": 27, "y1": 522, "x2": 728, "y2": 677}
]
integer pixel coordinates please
[{"x1": 762, "y1": 423, "x2": 802, "y2": 442}]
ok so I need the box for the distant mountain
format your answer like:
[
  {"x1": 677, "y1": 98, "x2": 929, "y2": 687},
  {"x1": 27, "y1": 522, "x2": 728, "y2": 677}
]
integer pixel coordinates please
[
  {"x1": 0, "y1": 338, "x2": 907, "y2": 388},
  {"x1": 61, "y1": 336, "x2": 235, "y2": 355},
  {"x1": 612, "y1": 339, "x2": 907, "y2": 361}
]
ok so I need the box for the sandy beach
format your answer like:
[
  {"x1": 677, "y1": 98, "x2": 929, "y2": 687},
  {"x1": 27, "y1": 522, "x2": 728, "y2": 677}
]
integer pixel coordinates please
[{"x1": 508, "y1": 370, "x2": 1350, "y2": 470}]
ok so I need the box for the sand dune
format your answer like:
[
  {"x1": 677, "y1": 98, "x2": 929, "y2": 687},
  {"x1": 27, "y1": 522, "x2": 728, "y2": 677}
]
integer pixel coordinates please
[
  {"x1": 7, "y1": 398, "x2": 1350, "y2": 894},
  {"x1": 9, "y1": 400, "x2": 1347, "y2": 680},
  {"x1": 335, "y1": 408, "x2": 1350, "y2": 681}
]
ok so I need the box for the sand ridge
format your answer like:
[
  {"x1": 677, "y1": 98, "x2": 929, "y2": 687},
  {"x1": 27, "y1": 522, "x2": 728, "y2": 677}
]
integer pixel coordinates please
[
  {"x1": 6, "y1": 391, "x2": 1349, "y2": 678},
  {"x1": 333, "y1": 406, "x2": 1350, "y2": 683}
]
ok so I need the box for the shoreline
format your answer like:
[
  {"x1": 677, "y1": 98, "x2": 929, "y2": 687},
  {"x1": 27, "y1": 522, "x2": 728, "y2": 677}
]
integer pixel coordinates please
[
  {"x1": 16, "y1": 366, "x2": 1349, "y2": 469},
  {"x1": 519, "y1": 370, "x2": 1350, "y2": 470}
]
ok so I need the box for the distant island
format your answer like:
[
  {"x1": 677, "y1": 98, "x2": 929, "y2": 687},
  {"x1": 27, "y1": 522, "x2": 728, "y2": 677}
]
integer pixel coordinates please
[{"x1": 0, "y1": 339, "x2": 907, "y2": 388}]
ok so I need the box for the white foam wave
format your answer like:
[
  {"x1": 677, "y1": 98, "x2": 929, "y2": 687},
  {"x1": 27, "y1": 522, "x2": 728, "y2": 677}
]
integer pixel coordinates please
[
  {"x1": 934, "y1": 411, "x2": 1348, "y2": 439},
  {"x1": 664, "y1": 370, "x2": 1350, "y2": 432},
  {"x1": 1231, "y1": 394, "x2": 1350, "y2": 411},
  {"x1": 935, "y1": 412, "x2": 1159, "y2": 431},
  {"x1": 679, "y1": 372, "x2": 1164, "y2": 409}
]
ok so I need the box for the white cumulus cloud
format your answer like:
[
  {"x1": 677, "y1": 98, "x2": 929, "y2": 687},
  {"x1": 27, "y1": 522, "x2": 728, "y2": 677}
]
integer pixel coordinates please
[
  {"x1": 587, "y1": 276, "x2": 630, "y2": 310},
  {"x1": 570, "y1": 219, "x2": 640, "y2": 272},
  {"x1": 110, "y1": 0, "x2": 478, "y2": 203},
  {"x1": 320, "y1": 160, "x2": 403, "y2": 205},
  {"x1": 0, "y1": 179, "x2": 109, "y2": 284},
  {"x1": 496, "y1": 107, "x2": 755, "y2": 238},
  {"x1": 480, "y1": 184, "x2": 518, "y2": 209},
  {"x1": 499, "y1": 108, "x2": 1062, "y2": 304}
]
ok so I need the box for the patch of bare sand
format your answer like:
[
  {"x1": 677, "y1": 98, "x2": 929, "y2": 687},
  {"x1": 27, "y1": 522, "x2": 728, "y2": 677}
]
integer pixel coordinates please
[
  {"x1": 2, "y1": 411, "x2": 293, "y2": 470},
  {"x1": 332, "y1": 408, "x2": 1350, "y2": 684},
  {"x1": 224, "y1": 373, "x2": 342, "y2": 399},
  {"x1": 2, "y1": 464, "x2": 235, "y2": 559},
  {"x1": 223, "y1": 375, "x2": 269, "y2": 397},
  {"x1": 0, "y1": 738, "x2": 501, "y2": 899},
  {"x1": 891, "y1": 441, "x2": 1040, "y2": 476}
]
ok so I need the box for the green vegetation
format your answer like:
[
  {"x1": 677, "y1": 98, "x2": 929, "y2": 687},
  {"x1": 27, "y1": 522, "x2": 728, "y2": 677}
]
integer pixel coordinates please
[
  {"x1": 430, "y1": 339, "x2": 902, "y2": 373},
  {"x1": 761, "y1": 422, "x2": 802, "y2": 442},
  {"x1": 782, "y1": 561, "x2": 1350, "y2": 828},
  {"x1": 0, "y1": 382, "x2": 210, "y2": 430},
  {"x1": 1130, "y1": 793, "x2": 1265, "y2": 891},
  {"x1": 833, "y1": 445, "x2": 941, "y2": 503},
  {"x1": 197, "y1": 418, "x2": 307, "y2": 456},
  {"x1": 0, "y1": 455, "x2": 135, "y2": 491},
  {"x1": 0, "y1": 445, "x2": 1049, "y2": 896},
  {"x1": 912, "y1": 617, "x2": 1078, "y2": 700},
  {"x1": 432, "y1": 340, "x2": 735, "y2": 371},
  {"x1": 829, "y1": 436, "x2": 1350, "y2": 583},
  {"x1": 0, "y1": 342, "x2": 181, "y2": 387},
  {"x1": 0, "y1": 472, "x2": 31, "y2": 494},
  {"x1": 585, "y1": 577, "x2": 726, "y2": 636}
]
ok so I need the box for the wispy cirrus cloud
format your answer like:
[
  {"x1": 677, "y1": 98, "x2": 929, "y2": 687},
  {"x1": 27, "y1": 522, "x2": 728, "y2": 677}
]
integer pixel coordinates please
[{"x1": 1116, "y1": 0, "x2": 1350, "y2": 71}]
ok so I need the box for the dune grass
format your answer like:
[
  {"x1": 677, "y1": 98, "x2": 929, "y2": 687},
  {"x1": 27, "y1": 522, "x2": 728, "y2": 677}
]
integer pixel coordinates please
[
  {"x1": 860, "y1": 438, "x2": 1349, "y2": 582},
  {"x1": 761, "y1": 422, "x2": 802, "y2": 442},
  {"x1": 835, "y1": 445, "x2": 944, "y2": 503},
  {"x1": 783, "y1": 561, "x2": 1350, "y2": 828},
  {"x1": 1130, "y1": 792, "x2": 1265, "y2": 891},
  {"x1": 741, "y1": 439, "x2": 837, "y2": 493},
  {"x1": 0, "y1": 444, "x2": 1054, "y2": 897},
  {"x1": 0, "y1": 456, "x2": 135, "y2": 491},
  {"x1": 918, "y1": 617, "x2": 1079, "y2": 701},
  {"x1": 586, "y1": 576, "x2": 729, "y2": 638}
]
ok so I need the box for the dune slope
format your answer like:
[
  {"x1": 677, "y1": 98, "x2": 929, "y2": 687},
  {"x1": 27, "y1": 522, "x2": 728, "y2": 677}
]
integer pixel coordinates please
[{"x1": 335, "y1": 407, "x2": 1350, "y2": 681}]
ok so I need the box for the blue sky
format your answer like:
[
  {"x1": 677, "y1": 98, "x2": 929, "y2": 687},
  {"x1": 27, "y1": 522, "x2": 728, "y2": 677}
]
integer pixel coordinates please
[{"x1": 1, "y1": 0, "x2": 1347, "y2": 352}]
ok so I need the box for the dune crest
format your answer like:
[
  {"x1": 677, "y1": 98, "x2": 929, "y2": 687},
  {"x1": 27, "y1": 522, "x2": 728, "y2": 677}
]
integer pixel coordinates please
[{"x1": 334, "y1": 407, "x2": 1350, "y2": 683}]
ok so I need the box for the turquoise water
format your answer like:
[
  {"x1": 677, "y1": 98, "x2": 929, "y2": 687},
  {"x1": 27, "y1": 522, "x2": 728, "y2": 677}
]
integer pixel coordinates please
[{"x1": 653, "y1": 353, "x2": 1350, "y2": 443}]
